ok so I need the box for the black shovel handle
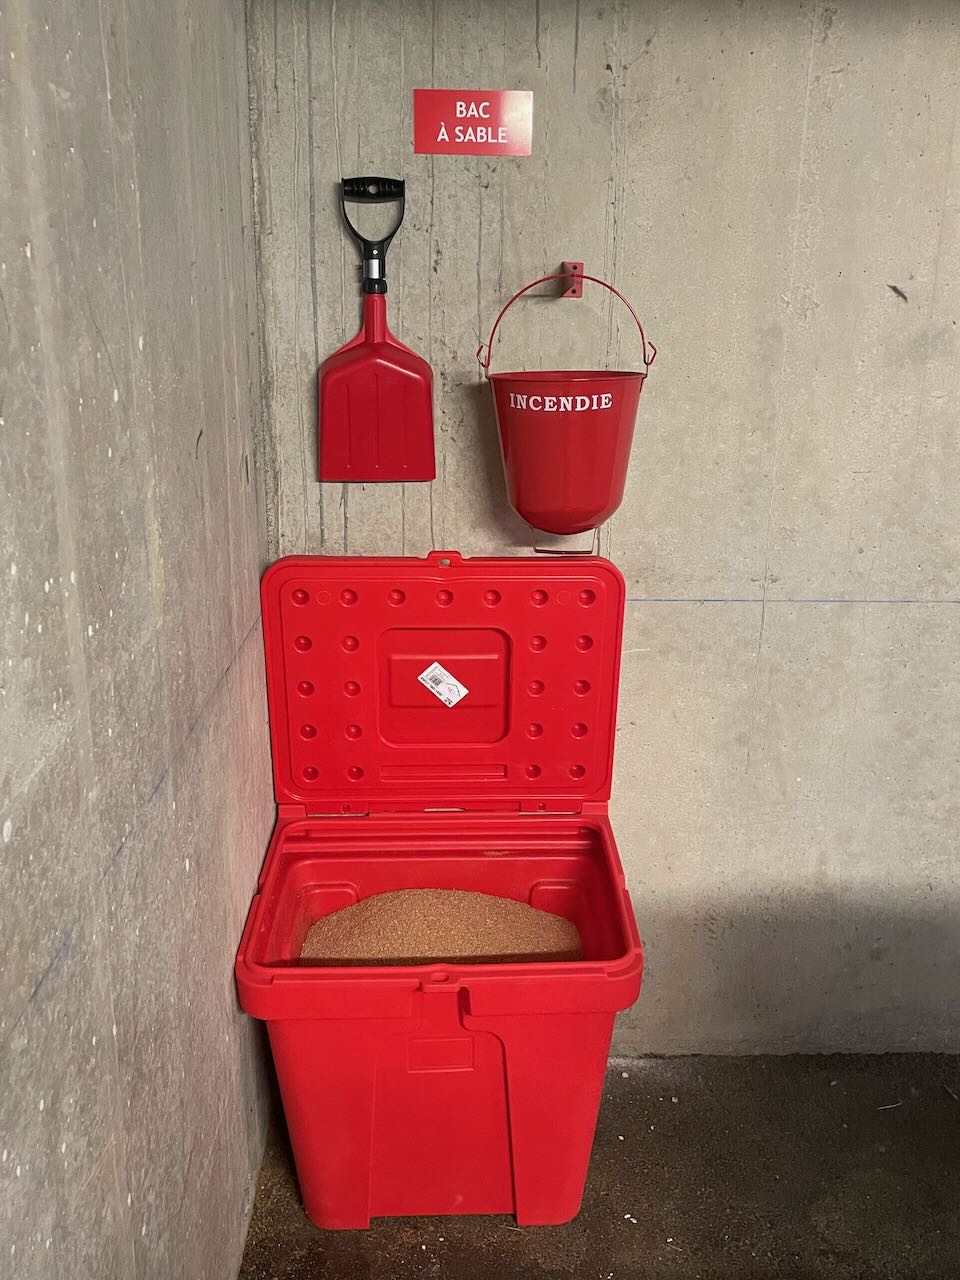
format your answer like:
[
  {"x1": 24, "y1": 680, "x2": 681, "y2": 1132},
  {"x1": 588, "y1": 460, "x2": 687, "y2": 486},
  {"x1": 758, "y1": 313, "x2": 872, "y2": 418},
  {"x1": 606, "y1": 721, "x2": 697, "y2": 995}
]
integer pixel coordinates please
[{"x1": 341, "y1": 177, "x2": 405, "y2": 294}]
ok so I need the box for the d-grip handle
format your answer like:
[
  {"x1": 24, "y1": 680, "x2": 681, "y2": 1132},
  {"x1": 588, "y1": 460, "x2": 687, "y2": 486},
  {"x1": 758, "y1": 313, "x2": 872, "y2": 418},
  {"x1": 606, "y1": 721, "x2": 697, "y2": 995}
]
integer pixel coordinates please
[
  {"x1": 342, "y1": 176, "x2": 404, "y2": 203},
  {"x1": 340, "y1": 176, "x2": 405, "y2": 294}
]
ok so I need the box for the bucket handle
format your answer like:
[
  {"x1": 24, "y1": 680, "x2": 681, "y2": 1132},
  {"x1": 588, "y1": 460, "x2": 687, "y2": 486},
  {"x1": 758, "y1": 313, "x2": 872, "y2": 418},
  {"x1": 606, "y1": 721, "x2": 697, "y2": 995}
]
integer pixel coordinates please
[{"x1": 476, "y1": 272, "x2": 657, "y2": 378}]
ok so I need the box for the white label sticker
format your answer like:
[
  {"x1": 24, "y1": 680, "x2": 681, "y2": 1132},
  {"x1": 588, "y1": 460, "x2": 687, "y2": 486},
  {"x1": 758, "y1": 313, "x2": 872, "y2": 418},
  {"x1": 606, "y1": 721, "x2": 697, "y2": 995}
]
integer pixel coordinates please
[{"x1": 418, "y1": 661, "x2": 469, "y2": 707}]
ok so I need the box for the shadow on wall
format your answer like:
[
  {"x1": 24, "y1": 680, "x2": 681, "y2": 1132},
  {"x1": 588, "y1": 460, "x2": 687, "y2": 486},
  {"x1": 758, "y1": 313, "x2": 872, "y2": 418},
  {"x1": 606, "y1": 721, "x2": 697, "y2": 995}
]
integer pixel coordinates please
[
  {"x1": 618, "y1": 889, "x2": 960, "y2": 1055},
  {"x1": 465, "y1": 381, "x2": 534, "y2": 547}
]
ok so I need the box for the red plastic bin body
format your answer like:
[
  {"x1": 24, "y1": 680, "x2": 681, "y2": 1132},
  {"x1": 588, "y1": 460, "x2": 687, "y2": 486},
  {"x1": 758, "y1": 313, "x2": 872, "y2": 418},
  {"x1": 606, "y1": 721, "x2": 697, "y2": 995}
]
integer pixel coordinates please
[
  {"x1": 235, "y1": 553, "x2": 643, "y2": 1229},
  {"x1": 236, "y1": 811, "x2": 641, "y2": 1229}
]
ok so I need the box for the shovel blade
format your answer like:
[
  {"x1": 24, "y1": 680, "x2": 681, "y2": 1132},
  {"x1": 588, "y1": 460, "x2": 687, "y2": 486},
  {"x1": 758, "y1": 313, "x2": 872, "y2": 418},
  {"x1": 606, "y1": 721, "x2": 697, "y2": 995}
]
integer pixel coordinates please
[{"x1": 318, "y1": 340, "x2": 435, "y2": 483}]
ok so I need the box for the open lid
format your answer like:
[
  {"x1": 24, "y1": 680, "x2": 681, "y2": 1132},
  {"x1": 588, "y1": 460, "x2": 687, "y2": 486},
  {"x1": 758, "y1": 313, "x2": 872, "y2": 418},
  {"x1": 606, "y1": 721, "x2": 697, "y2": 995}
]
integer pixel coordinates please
[{"x1": 261, "y1": 552, "x2": 625, "y2": 813}]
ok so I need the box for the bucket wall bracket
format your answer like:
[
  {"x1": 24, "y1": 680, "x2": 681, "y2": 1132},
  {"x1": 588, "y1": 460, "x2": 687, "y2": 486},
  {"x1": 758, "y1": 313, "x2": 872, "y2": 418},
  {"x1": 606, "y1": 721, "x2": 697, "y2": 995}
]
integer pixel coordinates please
[{"x1": 560, "y1": 261, "x2": 584, "y2": 298}]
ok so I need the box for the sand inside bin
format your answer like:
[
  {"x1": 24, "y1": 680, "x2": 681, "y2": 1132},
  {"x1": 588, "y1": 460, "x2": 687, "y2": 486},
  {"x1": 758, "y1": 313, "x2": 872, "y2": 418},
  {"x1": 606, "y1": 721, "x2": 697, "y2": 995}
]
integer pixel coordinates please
[{"x1": 299, "y1": 888, "x2": 583, "y2": 966}]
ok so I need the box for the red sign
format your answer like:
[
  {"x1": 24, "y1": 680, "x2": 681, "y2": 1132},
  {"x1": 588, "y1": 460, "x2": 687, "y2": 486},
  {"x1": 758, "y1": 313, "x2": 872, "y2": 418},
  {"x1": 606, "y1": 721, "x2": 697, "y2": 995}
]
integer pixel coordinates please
[{"x1": 414, "y1": 89, "x2": 533, "y2": 156}]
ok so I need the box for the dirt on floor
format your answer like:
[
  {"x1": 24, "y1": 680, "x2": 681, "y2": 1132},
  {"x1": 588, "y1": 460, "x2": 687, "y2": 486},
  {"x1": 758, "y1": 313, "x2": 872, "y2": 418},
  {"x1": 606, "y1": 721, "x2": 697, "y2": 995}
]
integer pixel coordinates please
[{"x1": 239, "y1": 1055, "x2": 960, "y2": 1280}]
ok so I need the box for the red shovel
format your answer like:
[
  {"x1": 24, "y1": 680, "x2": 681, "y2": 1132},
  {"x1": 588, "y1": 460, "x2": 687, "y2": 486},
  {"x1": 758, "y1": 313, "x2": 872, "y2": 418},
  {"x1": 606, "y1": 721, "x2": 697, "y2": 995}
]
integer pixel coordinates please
[{"x1": 318, "y1": 177, "x2": 436, "y2": 482}]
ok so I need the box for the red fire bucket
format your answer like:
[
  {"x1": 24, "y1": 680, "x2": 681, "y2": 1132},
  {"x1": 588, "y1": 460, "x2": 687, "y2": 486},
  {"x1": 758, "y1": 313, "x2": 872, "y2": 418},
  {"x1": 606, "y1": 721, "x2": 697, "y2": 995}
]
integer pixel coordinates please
[{"x1": 478, "y1": 273, "x2": 656, "y2": 535}]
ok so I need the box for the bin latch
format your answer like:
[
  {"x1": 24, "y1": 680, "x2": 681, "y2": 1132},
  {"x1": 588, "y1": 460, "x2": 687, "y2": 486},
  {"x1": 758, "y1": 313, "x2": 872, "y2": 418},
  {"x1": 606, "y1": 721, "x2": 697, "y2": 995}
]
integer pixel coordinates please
[{"x1": 419, "y1": 971, "x2": 462, "y2": 994}]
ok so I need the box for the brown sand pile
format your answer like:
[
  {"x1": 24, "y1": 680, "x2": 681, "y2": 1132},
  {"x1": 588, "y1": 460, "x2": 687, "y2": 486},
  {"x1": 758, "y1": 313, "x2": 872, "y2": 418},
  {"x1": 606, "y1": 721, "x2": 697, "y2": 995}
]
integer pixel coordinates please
[{"x1": 299, "y1": 888, "x2": 582, "y2": 966}]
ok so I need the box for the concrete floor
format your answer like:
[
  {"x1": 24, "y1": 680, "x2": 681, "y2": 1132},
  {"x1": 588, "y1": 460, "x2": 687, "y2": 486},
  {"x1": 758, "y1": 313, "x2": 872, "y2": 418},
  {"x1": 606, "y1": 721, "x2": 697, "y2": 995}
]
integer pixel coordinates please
[{"x1": 239, "y1": 1056, "x2": 960, "y2": 1280}]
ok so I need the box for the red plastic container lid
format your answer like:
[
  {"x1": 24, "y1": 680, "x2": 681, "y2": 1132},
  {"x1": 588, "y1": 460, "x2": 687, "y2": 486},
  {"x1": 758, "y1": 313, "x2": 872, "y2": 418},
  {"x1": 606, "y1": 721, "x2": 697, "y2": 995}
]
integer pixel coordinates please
[{"x1": 261, "y1": 552, "x2": 625, "y2": 813}]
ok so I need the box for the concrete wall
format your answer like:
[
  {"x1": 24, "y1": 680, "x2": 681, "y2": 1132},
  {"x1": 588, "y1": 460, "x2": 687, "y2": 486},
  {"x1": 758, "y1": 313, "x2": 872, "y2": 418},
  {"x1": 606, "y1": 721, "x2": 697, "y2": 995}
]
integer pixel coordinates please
[
  {"x1": 1, "y1": 2, "x2": 272, "y2": 1276},
  {"x1": 249, "y1": 0, "x2": 960, "y2": 1054}
]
